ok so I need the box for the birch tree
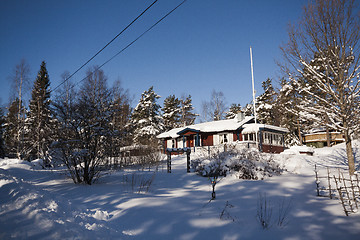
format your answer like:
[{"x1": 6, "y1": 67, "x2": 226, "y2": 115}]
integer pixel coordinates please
[
  {"x1": 9, "y1": 59, "x2": 30, "y2": 159},
  {"x1": 281, "y1": 0, "x2": 360, "y2": 175},
  {"x1": 53, "y1": 67, "x2": 115, "y2": 184},
  {"x1": 201, "y1": 90, "x2": 227, "y2": 122}
]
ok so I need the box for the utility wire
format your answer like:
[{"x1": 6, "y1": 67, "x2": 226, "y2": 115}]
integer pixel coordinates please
[
  {"x1": 52, "y1": 0, "x2": 158, "y2": 93},
  {"x1": 66, "y1": 0, "x2": 187, "y2": 91}
]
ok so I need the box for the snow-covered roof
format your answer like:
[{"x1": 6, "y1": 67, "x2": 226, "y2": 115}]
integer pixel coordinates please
[
  {"x1": 157, "y1": 116, "x2": 254, "y2": 139},
  {"x1": 183, "y1": 116, "x2": 254, "y2": 133},
  {"x1": 242, "y1": 123, "x2": 289, "y2": 134},
  {"x1": 156, "y1": 126, "x2": 185, "y2": 139},
  {"x1": 157, "y1": 116, "x2": 289, "y2": 139}
]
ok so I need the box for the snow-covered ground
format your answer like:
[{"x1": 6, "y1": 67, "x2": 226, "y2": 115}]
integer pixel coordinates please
[{"x1": 1, "y1": 142, "x2": 360, "y2": 240}]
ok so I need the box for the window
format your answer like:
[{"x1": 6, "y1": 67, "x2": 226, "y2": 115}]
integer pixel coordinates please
[
  {"x1": 262, "y1": 132, "x2": 283, "y2": 146},
  {"x1": 223, "y1": 134, "x2": 228, "y2": 143},
  {"x1": 249, "y1": 133, "x2": 254, "y2": 141},
  {"x1": 263, "y1": 132, "x2": 269, "y2": 144}
]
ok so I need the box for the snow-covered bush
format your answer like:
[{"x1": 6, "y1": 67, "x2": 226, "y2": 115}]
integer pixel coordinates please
[{"x1": 192, "y1": 147, "x2": 283, "y2": 180}]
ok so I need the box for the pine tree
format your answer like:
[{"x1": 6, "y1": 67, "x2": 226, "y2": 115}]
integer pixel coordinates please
[
  {"x1": 25, "y1": 61, "x2": 54, "y2": 160},
  {"x1": 256, "y1": 78, "x2": 277, "y2": 125},
  {"x1": 0, "y1": 107, "x2": 5, "y2": 158},
  {"x1": 276, "y1": 78, "x2": 311, "y2": 145},
  {"x1": 131, "y1": 86, "x2": 163, "y2": 145},
  {"x1": 243, "y1": 103, "x2": 254, "y2": 117},
  {"x1": 162, "y1": 95, "x2": 181, "y2": 131},
  {"x1": 226, "y1": 103, "x2": 242, "y2": 119},
  {"x1": 180, "y1": 95, "x2": 198, "y2": 126},
  {"x1": 180, "y1": 95, "x2": 197, "y2": 126}
]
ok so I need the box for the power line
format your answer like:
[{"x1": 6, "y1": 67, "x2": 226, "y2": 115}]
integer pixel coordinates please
[
  {"x1": 65, "y1": 0, "x2": 188, "y2": 92},
  {"x1": 52, "y1": 0, "x2": 158, "y2": 93}
]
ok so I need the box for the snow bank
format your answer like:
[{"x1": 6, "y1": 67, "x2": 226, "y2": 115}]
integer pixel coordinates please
[
  {"x1": 280, "y1": 145, "x2": 315, "y2": 155},
  {"x1": 0, "y1": 166, "x2": 117, "y2": 239}
]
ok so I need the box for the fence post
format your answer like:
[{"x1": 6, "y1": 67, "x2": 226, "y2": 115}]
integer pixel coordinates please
[
  {"x1": 327, "y1": 167, "x2": 332, "y2": 199},
  {"x1": 315, "y1": 164, "x2": 320, "y2": 196},
  {"x1": 334, "y1": 175, "x2": 348, "y2": 216},
  {"x1": 186, "y1": 149, "x2": 191, "y2": 173},
  {"x1": 350, "y1": 175, "x2": 358, "y2": 210},
  {"x1": 342, "y1": 172, "x2": 354, "y2": 213},
  {"x1": 167, "y1": 150, "x2": 171, "y2": 173}
]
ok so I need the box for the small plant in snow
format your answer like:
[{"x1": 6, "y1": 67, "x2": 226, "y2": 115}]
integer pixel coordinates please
[
  {"x1": 277, "y1": 197, "x2": 292, "y2": 228},
  {"x1": 122, "y1": 172, "x2": 155, "y2": 193},
  {"x1": 256, "y1": 192, "x2": 293, "y2": 230},
  {"x1": 220, "y1": 201, "x2": 235, "y2": 222},
  {"x1": 256, "y1": 192, "x2": 273, "y2": 229}
]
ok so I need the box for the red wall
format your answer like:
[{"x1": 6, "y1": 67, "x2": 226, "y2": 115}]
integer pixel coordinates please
[
  {"x1": 262, "y1": 144, "x2": 285, "y2": 153},
  {"x1": 233, "y1": 132, "x2": 242, "y2": 141},
  {"x1": 201, "y1": 134, "x2": 213, "y2": 146}
]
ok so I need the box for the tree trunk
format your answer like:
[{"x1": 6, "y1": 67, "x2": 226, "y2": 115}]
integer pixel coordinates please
[
  {"x1": 297, "y1": 118, "x2": 302, "y2": 145},
  {"x1": 344, "y1": 128, "x2": 355, "y2": 175},
  {"x1": 17, "y1": 75, "x2": 23, "y2": 160},
  {"x1": 325, "y1": 115, "x2": 331, "y2": 147}
]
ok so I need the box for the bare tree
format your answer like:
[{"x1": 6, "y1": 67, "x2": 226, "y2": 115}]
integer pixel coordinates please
[
  {"x1": 201, "y1": 90, "x2": 227, "y2": 122},
  {"x1": 281, "y1": 0, "x2": 360, "y2": 175},
  {"x1": 9, "y1": 59, "x2": 30, "y2": 104},
  {"x1": 9, "y1": 59, "x2": 30, "y2": 159},
  {"x1": 53, "y1": 71, "x2": 77, "y2": 142},
  {"x1": 110, "y1": 79, "x2": 132, "y2": 152}
]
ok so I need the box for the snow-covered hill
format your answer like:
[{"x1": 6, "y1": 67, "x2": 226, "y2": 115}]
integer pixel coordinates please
[{"x1": 0, "y1": 142, "x2": 359, "y2": 240}]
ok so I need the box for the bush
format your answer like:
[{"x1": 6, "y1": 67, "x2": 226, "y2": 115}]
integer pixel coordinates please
[{"x1": 192, "y1": 147, "x2": 283, "y2": 180}]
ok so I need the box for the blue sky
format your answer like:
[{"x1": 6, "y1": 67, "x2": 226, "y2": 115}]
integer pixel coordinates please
[{"x1": 0, "y1": 0, "x2": 307, "y2": 116}]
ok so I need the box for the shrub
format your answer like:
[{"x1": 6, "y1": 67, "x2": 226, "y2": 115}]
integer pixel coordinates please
[{"x1": 192, "y1": 148, "x2": 283, "y2": 180}]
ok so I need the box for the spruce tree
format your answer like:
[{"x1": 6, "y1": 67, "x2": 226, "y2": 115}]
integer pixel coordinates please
[
  {"x1": 131, "y1": 86, "x2": 163, "y2": 145},
  {"x1": 25, "y1": 61, "x2": 54, "y2": 160},
  {"x1": 162, "y1": 95, "x2": 181, "y2": 131}
]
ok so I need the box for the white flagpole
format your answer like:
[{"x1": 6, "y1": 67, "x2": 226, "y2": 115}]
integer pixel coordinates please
[
  {"x1": 250, "y1": 46, "x2": 257, "y2": 124},
  {"x1": 250, "y1": 46, "x2": 258, "y2": 147}
]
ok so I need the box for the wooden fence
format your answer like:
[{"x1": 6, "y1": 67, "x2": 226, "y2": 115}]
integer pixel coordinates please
[{"x1": 315, "y1": 165, "x2": 360, "y2": 216}]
